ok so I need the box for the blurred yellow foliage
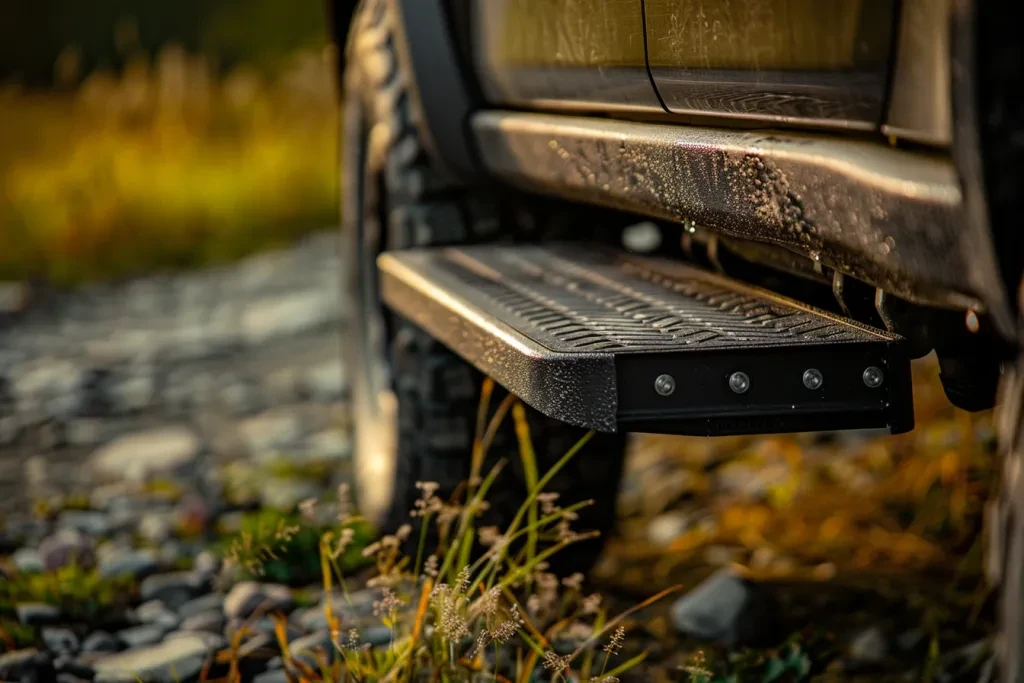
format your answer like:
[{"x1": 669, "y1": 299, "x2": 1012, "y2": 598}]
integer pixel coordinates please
[{"x1": 0, "y1": 46, "x2": 339, "y2": 284}]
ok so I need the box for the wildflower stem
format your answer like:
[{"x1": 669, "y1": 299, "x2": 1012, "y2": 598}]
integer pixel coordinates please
[
  {"x1": 512, "y1": 403, "x2": 540, "y2": 582},
  {"x1": 413, "y1": 511, "x2": 432, "y2": 578}
]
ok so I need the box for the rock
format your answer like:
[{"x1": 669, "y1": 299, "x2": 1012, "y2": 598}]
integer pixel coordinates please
[
  {"x1": 362, "y1": 626, "x2": 394, "y2": 647},
  {"x1": 16, "y1": 602, "x2": 61, "y2": 625},
  {"x1": 897, "y1": 629, "x2": 926, "y2": 653},
  {"x1": 848, "y1": 626, "x2": 888, "y2": 664},
  {"x1": 53, "y1": 654, "x2": 95, "y2": 679},
  {"x1": 116, "y1": 624, "x2": 169, "y2": 649},
  {"x1": 13, "y1": 359, "x2": 85, "y2": 414},
  {"x1": 646, "y1": 511, "x2": 691, "y2": 547},
  {"x1": 302, "y1": 359, "x2": 347, "y2": 401},
  {"x1": 58, "y1": 510, "x2": 114, "y2": 536},
  {"x1": 0, "y1": 281, "x2": 29, "y2": 315},
  {"x1": 65, "y1": 418, "x2": 107, "y2": 446},
  {"x1": 134, "y1": 601, "x2": 180, "y2": 630},
  {"x1": 42, "y1": 628, "x2": 80, "y2": 654},
  {"x1": 179, "y1": 610, "x2": 226, "y2": 634},
  {"x1": 81, "y1": 631, "x2": 123, "y2": 654},
  {"x1": 253, "y1": 671, "x2": 290, "y2": 683},
  {"x1": 93, "y1": 634, "x2": 213, "y2": 683},
  {"x1": 88, "y1": 427, "x2": 201, "y2": 482},
  {"x1": 289, "y1": 630, "x2": 336, "y2": 664},
  {"x1": 139, "y1": 572, "x2": 208, "y2": 609},
  {"x1": 0, "y1": 648, "x2": 53, "y2": 681},
  {"x1": 670, "y1": 569, "x2": 778, "y2": 646},
  {"x1": 259, "y1": 477, "x2": 319, "y2": 511},
  {"x1": 192, "y1": 551, "x2": 221, "y2": 579},
  {"x1": 12, "y1": 547, "x2": 44, "y2": 573},
  {"x1": 163, "y1": 630, "x2": 227, "y2": 652},
  {"x1": 241, "y1": 291, "x2": 336, "y2": 345},
  {"x1": 307, "y1": 428, "x2": 351, "y2": 460},
  {"x1": 138, "y1": 512, "x2": 173, "y2": 545},
  {"x1": 99, "y1": 549, "x2": 160, "y2": 580},
  {"x1": 238, "y1": 411, "x2": 301, "y2": 457},
  {"x1": 106, "y1": 374, "x2": 156, "y2": 414},
  {"x1": 176, "y1": 593, "x2": 225, "y2": 620},
  {"x1": 224, "y1": 582, "x2": 294, "y2": 621},
  {"x1": 221, "y1": 382, "x2": 259, "y2": 415},
  {"x1": 39, "y1": 529, "x2": 95, "y2": 570}
]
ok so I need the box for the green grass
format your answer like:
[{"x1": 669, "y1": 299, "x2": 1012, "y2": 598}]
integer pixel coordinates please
[{"x1": 0, "y1": 46, "x2": 338, "y2": 285}]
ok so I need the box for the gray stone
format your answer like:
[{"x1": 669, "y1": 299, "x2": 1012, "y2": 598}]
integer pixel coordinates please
[
  {"x1": 302, "y1": 359, "x2": 347, "y2": 401},
  {"x1": 12, "y1": 547, "x2": 44, "y2": 573},
  {"x1": 253, "y1": 670, "x2": 290, "y2": 683},
  {"x1": 139, "y1": 572, "x2": 208, "y2": 609},
  {"x1": 107, "y1": 374, "x2": 156, "y2": 414},
  {"x1": 53, "y1": 654, "x2": 94, "y2": 679},
  {"x1": 671, "y1": 570, "x2": 752, "y2": 645},
  {"x1": 99, "y1": 549, "x2": 160, "y2": 580},
  {"x1": 0, "y1": 281, "x2": 29, "y2": 315},
  {"x1": 16, "y1": 602, "x2": 61, "y2": 625},
  {"x1": 224, "y1": 581, "x2": 294, "y2": 620},
  {"x1": 259, "y1": 477, "x2": 319, "y2": 511},
  {"x1": 849, "y1": 627, "x2": 889, "y2": 664},
  {"x1": 241, "y1": 291, "x2": 336, "y2": 345},
  {"x1": 134, "y1": 601, "x2": 180, "y2": 630},
  {"x1": 646, "y1": 511, "x2": 692, "y2": 547},
  {"x1": 289, "y1": 630, "x2": 336, "y2": 664},
  {"x1": 163, "y1": 630, "x2": 226, "y2": 652},
  {"x1": 81, "y1": 631, "x2": 122, "y2": 654},
  {"x1": 179, "y1": 610, "x2": 225, "y2": 634},
  {"x1": 59, "y1": 510, "x2": 114, "y2": 536},
  {"x1": 65, "y1": 419, "x2": 106, "y2": 446},
  {"x1": 362, "y1": 626, "x2": 393, "y2": 647},
  {"x1": 176, "y1": 593, "x2": 225, "y2": 620},
  {"x1": 88, "y1": 427, "x2": 201, "y2": 482},
  {"x1": 137, "y1": 512, "x2": 173, "y2": 545},
  {"x1": 93, "y1": 633, "x2": 213, "y2": 683},
  {"x1": 0, "y1": 415, "x2": 20, "y2": 446},
  {"x1": 238, "y1": 410, "x2": 301, "y2": 457},
  {"x1": 192, "y1": 551, "x2": 221, "y2": 579},
  {"x1": 39, "y1": 529, "x2": 95, "y2": 571},
  {"x1": 0, "y1": 649, "x2": 50, "y2": 681},
  {"x1": 42, "y1": 628, "x2": 80, "y2": 654},
  {"x1": 221, "y1": 383, "x2": 258, "y2": 415},
  {"x1": 117, "y1": 624, "x2": 169, "y2": 649},
  {"x1": 13, "y1": 359, "x2": 84, "y2": 413}
]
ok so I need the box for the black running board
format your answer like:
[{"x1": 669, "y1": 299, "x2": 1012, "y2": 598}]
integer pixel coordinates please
[{"x1": 377, "y1": 245, "x2": 914, "y2": 436}]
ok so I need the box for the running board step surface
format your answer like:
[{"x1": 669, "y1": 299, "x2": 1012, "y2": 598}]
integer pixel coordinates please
[{"x1": 378, "y1": 244, "x2": 914, "y2": 436}]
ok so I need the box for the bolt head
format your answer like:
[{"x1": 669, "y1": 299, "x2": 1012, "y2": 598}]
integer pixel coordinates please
[
  {"x1": 654, "y1": 374, "x2": 676, "y2": 396},
  {"x1": 862, "y1": 366, "x2": 884, "y2": 388},
  {"x1": 802, "y1": 368, "x2": 823, "y2": 390},
  {"x1": 728, "y1": 371, "x2": 750, "y2": 395}
]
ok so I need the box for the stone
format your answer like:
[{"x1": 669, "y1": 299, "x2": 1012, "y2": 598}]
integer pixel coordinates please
[
  {"x1": 139, "y1": 572, "x2": 208, "y2": 609},
  {"x1": 93, "y1": 634, "x2": 213, "y2": 683},
  {"x1": 241, "y1": 291, "x2": 336, "y2": 345},
  {"x1": 39, "y1": 529, "x2": 95, "y2": 570},
  {"x1": 253, "y1": 670, "x2": 290, "y2": 683},
  {"x1": 81, "y1": 631, "x2": 123, "y2": 654},
  {"x1": 12, "y1": 547, "x2": 44, "y2": 573},
  {"x1": 13, "y1": 359, "x2": 85, "y2": 413},
  {"x1": 307, "y1": 428, "x2": 351, "y2": 460},
  {"x1": 288, "y1": 630, "x2": 336, "y2": 664},
  {"x1": 259, "y1": 477, "x2": 320, "y2": 511},
  {"x1": 848, "y1": 626, "x2": 888, "y2": 664},
  {"x1": 106, "y1": 374, "x2": 156, "y2": 414},
  {"x1": 224, "y1": 581, "x2": 294, "y2": 621},
  {"x1": 65, "y1": 419, "x2": 106, "y2": 446},
  {"x1": 192, "y1": 551, "x2": 221, "y2": 579},
  {"x1": 53, "y1": 654, "x2": 95, "y2": 679},
  {"x1": 0, "y1": 649, "x2": 52, "y2": 681},
  {"x1": 177, "y1": 593, "x2": 225, "y2": 620},
  {"x1": 0, "y1": 281, "x2": 29, "y2": 315},
  {"x1": 99, "y1": 549, "x2": 160, "y2": 580},
  {"x1": 646, "y1": 511, "x2": 692, "y2": 547},
  {"x1": 163, "y1": 630, "x2": 227, "y2": 652},
  {"x1": 138, "y1": 512, "x2": 173, "y2": 545},
  {"x1": 361, "y1": 626, "x2": 394, "y2": 647},
  {"x1": 179, "y1": 610, "x2": 226, "y2": 634},
  {"x1": 671, "y1": 569, "x2": 777, "y2": 646},
  {"x1": 16, "y1": 602, "x2": 61, "y2": 625},
  {"x1": 42, "y1": 628, "x2": 80, "y2": 654},
  {"x1": 302, "y1": 359, "x2": 347, "y2": 401},
  {"x1": 134, "y1": 601, "x2": 180, "y2": 630},
  {"x1": 88, "y1": 427, "x2": 201, "y2": 482},
  {"x1": 116, "y1": 624, "x2": 169, "y2": 649},
  {"x1": 238, "y1": 411, "x2": 301, "y2": 457},
  {"x1": 58, "y1": 510, "x2": 114, "y2": 536}
]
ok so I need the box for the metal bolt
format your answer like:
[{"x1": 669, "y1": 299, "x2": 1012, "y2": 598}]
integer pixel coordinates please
[
  {"x1": 802, "y1": 368, "x2": 823, "y2": 390},
  {"x1": 862, "y1": 366, "x2": 884, "y2": 388},
  {"x1": 654, "y1": 374, "x2": 676, "y2": 396},
  {"x1": 728, "y1": 371, "x2": 750, "y2": 395}
]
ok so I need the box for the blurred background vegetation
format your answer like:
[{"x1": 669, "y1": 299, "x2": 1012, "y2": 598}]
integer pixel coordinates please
[{"x1": 0, "y1": 0, "x2": 342, "y2": 285}]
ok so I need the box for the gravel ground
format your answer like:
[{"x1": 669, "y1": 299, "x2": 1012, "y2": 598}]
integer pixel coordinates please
[{"x1": 0, "y1": 233, "x2": 996, "y2": 682}]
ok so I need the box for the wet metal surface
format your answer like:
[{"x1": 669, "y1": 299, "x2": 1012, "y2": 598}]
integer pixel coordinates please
[
  {"x1": 378, "y1": 244, "x2": 913, "y2": 435},
  {"x1": 644, "y1": 0, "x2": 895, "y2": 129},
  {"x1": 472, "y1": 0, "x2": 664, "y2": 112},
  {"x1": 471, "y1": 111, "x2": 1010, "y2": 327}
]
